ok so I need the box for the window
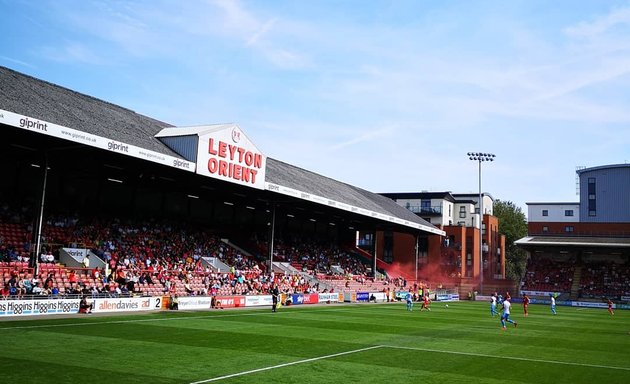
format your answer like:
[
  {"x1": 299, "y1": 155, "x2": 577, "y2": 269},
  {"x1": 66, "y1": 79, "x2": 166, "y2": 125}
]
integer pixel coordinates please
[
  {"x1": 588, "y1": 177, "x2": 596, "y2": 193},
  {"x1": 542, "y1": 210, "x2": 548, "y2": 216},
  {"x1": 542, "y1": 226, "x2": 549, "y2": 233},
  {"x1": 588, "y1": 177, "x2": 596, "y2": 216},
  {"x1": 564, "y1": 226, "x2": 574, "y2": 233},
  {"x1": 564, "y1": 210, "x2": 574, "y2": 217},
  {"x1": 459, "y1": 206, "x2": 466, "y2": 218}
]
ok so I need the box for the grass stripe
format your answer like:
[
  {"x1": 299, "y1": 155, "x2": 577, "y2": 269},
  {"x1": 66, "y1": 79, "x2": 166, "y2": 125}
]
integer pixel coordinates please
[
  {"x1": 384, "y1": 344, "x2": 630, "y2": 371},
  {"x1": 189, "y1": 345, "x2": 384, "y2": 383}
]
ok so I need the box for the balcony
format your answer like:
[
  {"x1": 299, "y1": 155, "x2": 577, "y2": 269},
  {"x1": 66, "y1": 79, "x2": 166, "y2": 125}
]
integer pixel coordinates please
[{"x1": 407, "y1": 205, "x2": 443, "y2": 215}]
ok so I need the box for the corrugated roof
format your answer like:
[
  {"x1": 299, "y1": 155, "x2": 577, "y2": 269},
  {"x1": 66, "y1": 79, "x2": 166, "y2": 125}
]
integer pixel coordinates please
[
  {"x1": 576, "y1": 164, "x2": 630, "y2": 174},
  {"x1": 0, "y1": 65, "x2": 440, "y2": 234},
  {"x1": 515, "y1": 236, "x2": 630, "y2": 248}
]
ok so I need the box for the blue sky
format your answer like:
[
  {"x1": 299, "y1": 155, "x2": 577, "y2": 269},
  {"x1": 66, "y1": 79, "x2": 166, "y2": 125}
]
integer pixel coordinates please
[{"x1": 2, "y1": 0, "x2": 630, "y2": 216}]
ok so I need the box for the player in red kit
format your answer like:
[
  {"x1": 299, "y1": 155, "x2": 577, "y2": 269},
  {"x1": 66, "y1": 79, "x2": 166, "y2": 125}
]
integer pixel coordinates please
[
  {"x1": 420, "y1": 295, "x2": 431, "y2": 311},
  {"x1": 607, "y1": 299, "x2": 615, "y2": 316},
  {"x1": 523, "y1": 294, "x2": 530, "y2": 317}
]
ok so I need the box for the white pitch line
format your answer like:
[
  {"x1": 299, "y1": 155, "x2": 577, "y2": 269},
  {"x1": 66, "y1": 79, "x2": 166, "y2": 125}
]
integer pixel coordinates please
[
  {"x1": 189, "y1": 345, "x2": 384, "y2": 384},
  {"x1": 383, "y1": 345, "x2": 630, "y2": 371}
]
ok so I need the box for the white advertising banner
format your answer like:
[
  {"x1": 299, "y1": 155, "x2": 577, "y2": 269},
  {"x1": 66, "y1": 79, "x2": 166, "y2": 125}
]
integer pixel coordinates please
[
  {"x1": 90, "y1": 297, "x2": 162, "y2": 313},
  {"x1": 196, "y1": 125, "x2": 266, "y2": 189},
  {"x1": 571, "y1": 301, "x2": 611, "y2": 309},
  {"x1": 0, "y1": 298, "x2": 80, "y2": 316},
  {"x1": 63, "y1": 248, "x2": 88, "y2": 258},
  {"x1": 245, "y1": 295, "x2": 273, "y2": 307},
  {"x1": 520, "y1": 290, "x2": 560, "y2": 297},
  {"x1": 319, "y1": 293, "x2": 341, "y2": 303},
  {"x1": 265, "y1": 182, "x2": 445, "y2": 235},
  {"x1": 0, "y1": 109, "x2": 194, "y2": 172},
  {"x1": 177, "y1": 296, "x2": 213, "y2": 310}
]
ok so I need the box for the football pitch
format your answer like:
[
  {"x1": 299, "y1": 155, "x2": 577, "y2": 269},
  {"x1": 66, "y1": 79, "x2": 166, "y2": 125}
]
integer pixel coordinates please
[{"x1": 1, "y1": 301, "x2": 628, "y2": 383}]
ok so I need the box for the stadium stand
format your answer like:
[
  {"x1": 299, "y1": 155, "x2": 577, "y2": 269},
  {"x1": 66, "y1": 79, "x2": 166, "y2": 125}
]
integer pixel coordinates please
[
  {"x1": 521, "y1": 257, "x2": 575, "y2": 293},
  {"x1": 1, "y1": 205, "x2": 402, "y2": 300}
]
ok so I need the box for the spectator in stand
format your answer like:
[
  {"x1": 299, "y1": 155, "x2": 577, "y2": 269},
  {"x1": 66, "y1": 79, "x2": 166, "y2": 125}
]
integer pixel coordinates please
[
  {"x1": 92, "y1": 267, "x2": 102, "y2": 282},
  {"x1": 44, "y1": 273, "x2": 54, "y2": 291},
  {"x1": 116, "y1": 268, "x2": 126, "y2": 287},
  {"x1": 126, "y1": 270, "x2": 138, "y2": 293},
  {"x1": 183, "y1": 278, "x2": 194, "y2": 295},
  {"x1": 68, "y1": 270, "x2": 78, "y2": 289},
  {"x1": 21, "y1": 275, "x2": 33, "y2": 295},
  {"x1": 32, "y1": 281, "x2": 44, "y2": 295}
]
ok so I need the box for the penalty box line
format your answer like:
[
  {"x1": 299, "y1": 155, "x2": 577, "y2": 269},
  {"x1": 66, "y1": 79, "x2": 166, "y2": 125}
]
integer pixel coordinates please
[
  {"x1": 189, "y1": 345, "x2": 385, "y2": 384},
  {"x1": 383, "y1": 345, "x2": 630, "y2": 372}
]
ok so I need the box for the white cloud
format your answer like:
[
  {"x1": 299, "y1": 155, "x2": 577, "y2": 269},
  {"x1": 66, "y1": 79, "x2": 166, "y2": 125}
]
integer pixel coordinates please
[
  {"x1": 565, "y1": 6, "x2": 630, "y2": 38},
  {"x1": 0, "y1": 56, "x2": 36, "y2": 68},
  {"x1": 40, "y1": 42, "x2": 105, "y2": 65},
  {"x1": 330, "y1": 125, "x2": 397, "y2": 151},
  {"x1": 246, "y1": 18, "x2": 278, "y2": 47}
]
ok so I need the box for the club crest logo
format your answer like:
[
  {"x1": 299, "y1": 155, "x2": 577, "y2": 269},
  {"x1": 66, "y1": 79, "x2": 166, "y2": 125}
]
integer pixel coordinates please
[{"x1": 231, "y1": 128, "x2": 241, "y2": 143}]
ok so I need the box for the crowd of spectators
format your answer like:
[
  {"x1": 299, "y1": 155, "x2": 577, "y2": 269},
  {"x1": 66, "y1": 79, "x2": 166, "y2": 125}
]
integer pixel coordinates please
[
  {"x1": 1, "y1": 211, "x2": 379, "y2": 300},
  {"x1": 521, "y1": 257, "x2": 630, "y2": 299},
  {"x1": 521, "y1": 257, "x2": 575, "y2": 293},
  {"x1": 579, "y1": 261, "x2": 630, "y2": 299},
  {"x1": 258, "y1": 237, "x2": 370, "y2": 277}
]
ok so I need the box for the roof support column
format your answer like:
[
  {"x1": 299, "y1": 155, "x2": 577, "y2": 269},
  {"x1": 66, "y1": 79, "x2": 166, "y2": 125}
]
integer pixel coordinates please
[
  {"x1": 373, "y1": 231, "x2": 378, "y2": 279},
  {"x1": 415, "y1": 233, "x2": 419, "y2": 283},
  {"x1": 31, "y1": 153, "x2": 49, "y2": 277},
  {"x1": 268, "y1": 204, "x2": 276, "y2": 278}
]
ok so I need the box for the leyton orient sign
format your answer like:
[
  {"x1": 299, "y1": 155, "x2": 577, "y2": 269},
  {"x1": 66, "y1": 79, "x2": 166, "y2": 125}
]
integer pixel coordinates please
[{"x1": 196, "y1": 125, "x2": 266, "y2": 189}]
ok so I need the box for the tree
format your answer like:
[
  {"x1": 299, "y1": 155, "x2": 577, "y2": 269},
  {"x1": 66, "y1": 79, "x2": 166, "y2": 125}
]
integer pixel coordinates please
[{"x1": 494, "y1": 200, "x2": 528, "y2": 281}]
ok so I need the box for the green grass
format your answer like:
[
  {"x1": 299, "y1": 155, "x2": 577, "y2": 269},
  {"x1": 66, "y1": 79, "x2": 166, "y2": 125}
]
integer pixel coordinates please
[{"x1": 1, "y1": 301, "x2": 629, "y2": 383}]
